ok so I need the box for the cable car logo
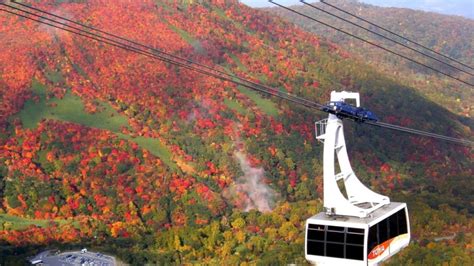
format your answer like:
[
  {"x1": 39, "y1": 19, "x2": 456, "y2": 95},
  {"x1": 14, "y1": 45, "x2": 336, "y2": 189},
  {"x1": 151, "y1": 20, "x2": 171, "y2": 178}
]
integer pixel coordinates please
[
  {"x1": 368, "y1": 234, "x2": 410, "y2": 261},
  {"x1": 368, "y1": 239, "x2": 392, "y2": 260}
]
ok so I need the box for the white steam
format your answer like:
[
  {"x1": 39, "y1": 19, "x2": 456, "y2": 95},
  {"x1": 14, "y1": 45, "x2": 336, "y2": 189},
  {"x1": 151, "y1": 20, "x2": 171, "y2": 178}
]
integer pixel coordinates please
[{"x1": 224, "y1": 151, "x2": 278, "y2": 213}]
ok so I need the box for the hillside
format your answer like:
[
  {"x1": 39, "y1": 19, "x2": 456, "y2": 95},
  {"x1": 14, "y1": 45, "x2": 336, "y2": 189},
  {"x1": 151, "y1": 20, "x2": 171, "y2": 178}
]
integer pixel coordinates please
[
  {"x1": 265, "y1": 0, "x2": 474, "y2": 117},
  {"x1": 0, "y1": 0, "x2": 473, "y2": 264}
]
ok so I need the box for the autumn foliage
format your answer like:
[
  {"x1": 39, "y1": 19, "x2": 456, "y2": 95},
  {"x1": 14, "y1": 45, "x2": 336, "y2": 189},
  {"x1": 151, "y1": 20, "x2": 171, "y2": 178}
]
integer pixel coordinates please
[{"x1": 0, "y1": 0, "x2": 472, "y2": 264}]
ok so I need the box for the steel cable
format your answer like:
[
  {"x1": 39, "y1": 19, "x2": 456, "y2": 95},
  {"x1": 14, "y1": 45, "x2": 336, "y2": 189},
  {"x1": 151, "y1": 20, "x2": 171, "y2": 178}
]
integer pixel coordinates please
[
  {"x1": 301, "y1": 0, "x2": 474, "y2": 77},
  {"x1": 269, "y1": 0, "x2": 474, "y2": 87},
  {"x1": 1, "y1": 2, "x2": 472, "y2": 146},
  {"x1": 319, "y1": 0, "x2": 474, "y2": 72}
]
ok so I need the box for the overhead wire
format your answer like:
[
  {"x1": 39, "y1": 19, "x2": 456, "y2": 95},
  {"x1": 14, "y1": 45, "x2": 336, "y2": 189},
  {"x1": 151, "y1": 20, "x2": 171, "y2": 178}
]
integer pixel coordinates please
[
  {"x1": 10, "y1": 0, "x2": 250, "y2": 85},
  {"x1": 0, "y1": 2, "x2": 472, "y2": 147},
  {"x1": 268, "y1": 0, "x2": 474, "y2": 87},
  {"x1": 0, "y1": 3, "x2": 325, "y2": 111},
  {"x1": 319, "y1": 0, "x2": 474, "y2": 72},
  {"x1": 5, "y1": 0, "x2": 325, "y2": 110},
  {"x1": 366, "y1": 121, "x2": 474, "y2": 146},
  {"x1": 300, "y1": 0, "x2": 474, "y2": 77},
  {"x1": 2, "y1": 1, "x2": 472, "y2": 146}
]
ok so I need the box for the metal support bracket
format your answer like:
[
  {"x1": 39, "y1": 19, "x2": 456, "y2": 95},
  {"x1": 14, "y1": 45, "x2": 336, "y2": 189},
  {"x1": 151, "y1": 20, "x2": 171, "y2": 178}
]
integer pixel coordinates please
[{"x1": 318, "y1": 91, "x2": 390, "y2": 218}]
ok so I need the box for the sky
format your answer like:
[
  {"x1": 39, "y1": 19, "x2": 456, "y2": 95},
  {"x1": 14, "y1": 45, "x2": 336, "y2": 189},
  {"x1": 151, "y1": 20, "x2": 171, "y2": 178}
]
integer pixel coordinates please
[{"x1": 240, "y1": 0, "x2": 474, "y2": 19}]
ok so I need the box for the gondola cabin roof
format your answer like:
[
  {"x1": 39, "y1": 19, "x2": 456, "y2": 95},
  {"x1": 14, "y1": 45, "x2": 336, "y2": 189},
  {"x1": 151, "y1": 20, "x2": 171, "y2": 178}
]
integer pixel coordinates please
[{"x1": 306, "y1": 202, "x2": 407, "y2": 228}]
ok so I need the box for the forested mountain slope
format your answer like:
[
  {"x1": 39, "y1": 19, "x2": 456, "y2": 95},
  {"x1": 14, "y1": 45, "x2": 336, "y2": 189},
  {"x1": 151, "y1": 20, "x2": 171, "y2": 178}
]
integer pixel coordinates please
[
  {"x1": 266, "y1": 0, "x2": 474, "y2": 117},
  {"x1": 0, "y1": 0, "x2": 472, "y2": 264}
]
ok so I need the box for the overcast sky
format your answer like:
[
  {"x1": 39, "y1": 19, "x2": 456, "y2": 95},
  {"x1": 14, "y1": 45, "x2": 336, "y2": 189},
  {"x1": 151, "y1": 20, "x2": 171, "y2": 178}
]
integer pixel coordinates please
[{"x1": 240, "y1": 0, "x2": 474, "y2": 19}]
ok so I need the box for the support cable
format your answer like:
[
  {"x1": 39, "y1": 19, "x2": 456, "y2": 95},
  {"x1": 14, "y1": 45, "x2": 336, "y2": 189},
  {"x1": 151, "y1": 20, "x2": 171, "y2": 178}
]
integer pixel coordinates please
[
  {"x1": 301, "y1": 0, "x2": 474, "y2": 77},
  {"x1": 366, "y1": 121, "x2": 474, "y2": 146},
  {"x1": 1, "y1": 2, "x2": 472, "y2": 146},
  {"x1": 319, "y1": 0, "x2": 474, "y2": 72},
  {"x1": 0, "y1": 2, "x2": 324, "y2": 110},
  {"x1": 268, "y1": 0, "x2": 474, "y2": 87},
  {"x1": 7, "y1": 0, "x2": 328, "y2": 109}
]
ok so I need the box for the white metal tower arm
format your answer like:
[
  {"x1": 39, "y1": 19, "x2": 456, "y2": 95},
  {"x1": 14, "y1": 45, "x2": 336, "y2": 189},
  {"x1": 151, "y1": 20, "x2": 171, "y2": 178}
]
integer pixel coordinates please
[{"x1": 317, "y1": 91, "x2": 389, "y2": 218}]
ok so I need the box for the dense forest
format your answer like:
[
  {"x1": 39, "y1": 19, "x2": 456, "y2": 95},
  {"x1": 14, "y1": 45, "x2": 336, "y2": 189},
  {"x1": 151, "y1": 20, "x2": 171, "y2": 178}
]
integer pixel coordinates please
[
  {"x1": 266, "y1": 0, "x2": 474, "y2": 117},
  {"x1": 0, "y1": 0, "x2": 472, "y2": 264}
]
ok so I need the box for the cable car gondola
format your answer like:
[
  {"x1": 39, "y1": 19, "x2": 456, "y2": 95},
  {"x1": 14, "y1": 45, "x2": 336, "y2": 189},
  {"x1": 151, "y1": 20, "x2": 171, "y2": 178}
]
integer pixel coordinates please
[
  {"x1": 307, "y1": 91, "x2": 411, "y2": 265},
  {"x1": 306, "y1": 202, "x2": 410, "y2": 265}
]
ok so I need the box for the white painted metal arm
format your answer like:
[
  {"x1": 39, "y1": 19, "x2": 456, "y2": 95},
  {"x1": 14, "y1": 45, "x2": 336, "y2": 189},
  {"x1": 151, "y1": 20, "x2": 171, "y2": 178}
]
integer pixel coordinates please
[{"x1": 319, "y1": 91, "x2": 389, "y2": 218}]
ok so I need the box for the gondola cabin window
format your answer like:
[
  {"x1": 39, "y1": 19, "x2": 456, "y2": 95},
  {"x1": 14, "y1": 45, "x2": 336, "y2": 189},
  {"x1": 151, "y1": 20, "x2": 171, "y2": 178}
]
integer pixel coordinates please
[
  {"x1": 307, "y1": 224, "x2": 365, "y2": 261},
  {"x1": 368, "y1": 209, "x2": 408, "y2": 258}
]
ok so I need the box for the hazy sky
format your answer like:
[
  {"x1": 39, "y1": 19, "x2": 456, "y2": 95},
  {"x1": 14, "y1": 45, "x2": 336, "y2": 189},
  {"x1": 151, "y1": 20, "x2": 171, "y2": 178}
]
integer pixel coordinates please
[{"x1": 240, "y1": 0, "x2": 474, "y2": 19}]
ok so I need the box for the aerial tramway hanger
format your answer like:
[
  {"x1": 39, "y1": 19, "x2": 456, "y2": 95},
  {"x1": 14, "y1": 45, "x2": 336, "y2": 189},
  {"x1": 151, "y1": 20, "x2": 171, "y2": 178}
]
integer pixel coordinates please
[
  {"x1": 307, "y1": 91, "x2": 410, "y2": 265},
  {"x1": 1, "y1": 1, "x2": 473, "y2": 265}
]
